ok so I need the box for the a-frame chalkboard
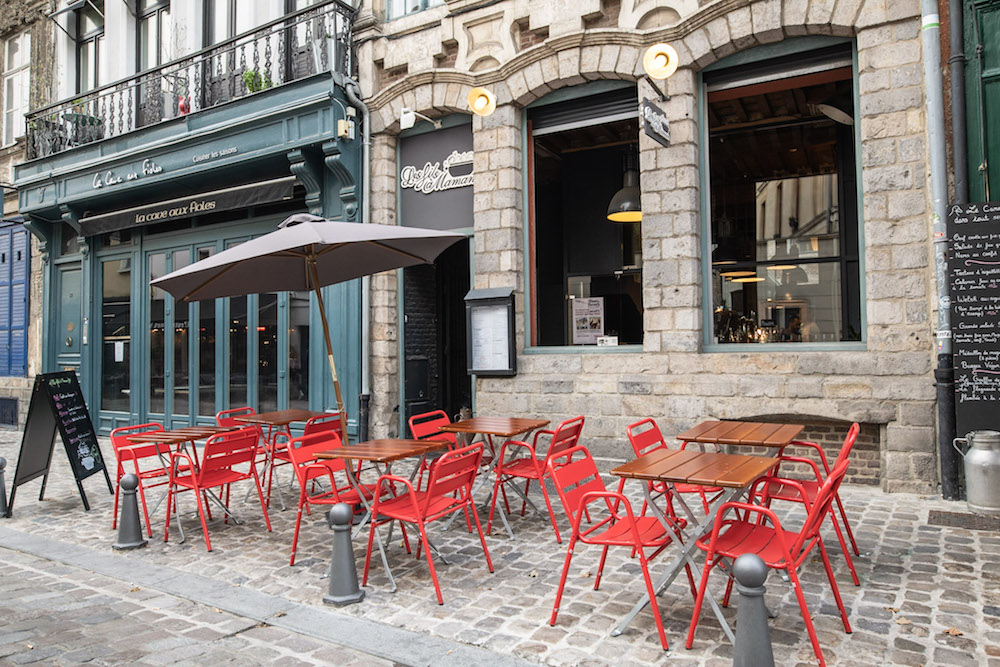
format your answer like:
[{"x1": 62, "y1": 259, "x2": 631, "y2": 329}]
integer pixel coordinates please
[{"x1": 5, "y1": 371, "x2": 112, "y2": 517}]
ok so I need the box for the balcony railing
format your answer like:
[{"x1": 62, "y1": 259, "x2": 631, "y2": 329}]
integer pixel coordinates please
[{"x1": 25, "y1": 0, "x2": 355, "y2": 160}]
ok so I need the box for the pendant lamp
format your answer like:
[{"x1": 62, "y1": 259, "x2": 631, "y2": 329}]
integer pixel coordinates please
[{"x1": 607, "y1": 149, "x2": 641, "y2": 223}]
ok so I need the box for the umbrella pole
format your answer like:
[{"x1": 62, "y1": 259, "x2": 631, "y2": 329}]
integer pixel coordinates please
[{"x1": 309, "y1": 257, "x2": 351, "y2": 446}]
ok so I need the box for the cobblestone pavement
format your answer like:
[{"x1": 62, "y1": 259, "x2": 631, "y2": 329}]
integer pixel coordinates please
[{"x1": 1, "y1": 429, "x2": 999, "y2": 666}]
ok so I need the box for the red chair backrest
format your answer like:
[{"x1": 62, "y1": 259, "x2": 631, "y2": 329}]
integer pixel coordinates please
[
  {"x1": 794, "y1": 422, "x2": 860, "y2": 551},
  {"x1": 110, "y1": 423, "x2": 167, "y2": 460},
  {"x1": 547, "y1": 444, "x2": 610, "y2": 528},
  {"x1": 198, "y1": 428, "x2": 260, "y2": 481},
  {"x1": 303, "y1": 413, "x2": 346, "y2": 438},
  {"x1": 626, "y1": 419, "x2": 667, "y2": 458},
  {"x1": 421, "y1": 443, "x2": 483, "y2": 515},
  {"x1": 216, "y1": 406, "x2": 256, "y2": 428},
  {"x1": 542, "y1": 415, "x2": 585, "y2": 466},
  {"x1": 408, "y1": 410, "x2": 458, "y2": 447},
  {"x1": 286, "y1": 431, "x2": 347, "y2": 482}
]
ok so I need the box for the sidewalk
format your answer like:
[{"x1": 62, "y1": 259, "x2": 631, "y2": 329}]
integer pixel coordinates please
[{"x1": 1, "y1": 429, "x2": 998, "y2": 666}]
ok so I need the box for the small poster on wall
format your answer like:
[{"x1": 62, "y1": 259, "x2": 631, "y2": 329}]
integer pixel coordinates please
[{"x1": 572, "y1": 297, "x2": 605, "y2": 344}]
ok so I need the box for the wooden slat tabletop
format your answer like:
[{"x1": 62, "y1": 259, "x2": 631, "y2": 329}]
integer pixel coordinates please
[
  {"x1": 611, "y1": 449, "x2": 778, "y2": 489},
  {"x1": 315, "y1": 439, "x2": 448, "y2": 464},
  {"x1": 234, "y1": 409, "x2": 331, "y2": 427},
  {"x1": 438, "y1": 417, "x2": 550, "y2": 438},
  {"x1": 675, "y1": 420, "x2": 803, "y2": 447}
]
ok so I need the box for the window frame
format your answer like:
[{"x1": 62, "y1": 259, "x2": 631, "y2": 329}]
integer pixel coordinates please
[
  {"x1": 2, "y1": 30, "x2": 31, "y2": 147},
  {"x1": 698, "y1": 37, "x2": 867, "y2": 352},
  {"x1": 136, "y1": 0, "x2": 171, "y2": 73},
  {"x1": 521, "y1": 80, "x2": 646, "y2": 354},
  {"x1": 386, "y1": 0, "x2": 445, "y2": 21},
  {"x1": 76, "y1": 0, "x2": 105, "y2": 93}
]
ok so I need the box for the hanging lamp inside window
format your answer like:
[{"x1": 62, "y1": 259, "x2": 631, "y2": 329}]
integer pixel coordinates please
[{"x1": 607, "y1": 149, "x2": 641, "y2": 223}]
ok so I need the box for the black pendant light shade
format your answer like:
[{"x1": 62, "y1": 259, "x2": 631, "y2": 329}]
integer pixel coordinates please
[{"x1": 607, "y1": 149, "x2": 641, "y2": 223}]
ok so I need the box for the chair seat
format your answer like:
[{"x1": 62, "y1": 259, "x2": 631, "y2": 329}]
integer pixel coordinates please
[
  {"x1": 375, "y1": 490, "x2": 461, "y2": 522},
  {"x1": 306, "y1": 482, "x2": 377, "y2": 506},
  {"x1": 696, "y1": 520, "x2": 799, "y2": 567},
  {"x1": 500, "y1": 458, "x2": 542, "y2": 479},
  {"x1": 674, "y1": 482, "x2": 722, "y2": 495},
  {"x1": 761, "y1": 478, "x2": 819, "y2": 503},
  {"x1": 172, "y1": 469, "x2": 249, "y2": 489},
  {"x1": 586, "y1": 515, "x2": 685, "y2": 547}
]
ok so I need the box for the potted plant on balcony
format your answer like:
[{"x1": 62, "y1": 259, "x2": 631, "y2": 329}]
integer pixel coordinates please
[{"x1": 242, "y1": 69, "x2": 273, "y2": 94}]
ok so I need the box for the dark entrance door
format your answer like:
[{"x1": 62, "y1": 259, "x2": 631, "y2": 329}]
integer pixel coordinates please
[{"x1": 403, "y1": 237, "x2": 471, "y2": 425}]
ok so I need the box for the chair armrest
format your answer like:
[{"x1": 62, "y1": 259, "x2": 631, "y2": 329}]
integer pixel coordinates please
[
  {"x1": 167, "y1": 452, "x2": 195, "y2": 478},
  {"x1": 749, "y1": 475, "x2": 814, "y2": 512},
  {"x1": 497, "y1": 439, "x2": 535, "y2": 461},
  {"x1": 532, "y1": 429, "x2": 556, "y2": 446},
  {"x1": 302, "y1": 462, "x2": 338, "y2": 487},
  {"x1": 774, "y1": 455, "x2": 824, "y2": 482},
  {"x1": 778, "y1": 439, "x2": 832, "y2": 475}
]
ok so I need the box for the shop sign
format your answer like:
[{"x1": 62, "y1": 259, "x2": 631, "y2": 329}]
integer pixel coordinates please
[
  {"x1": 641, "y1": 98, "x2": 670, "y2": 148},
  {"x1": 91, "y1": 159, "x2": 164, "y2": 189},
  {"x1": 399, "y1": 123, "x2": 474, "y2": 231}
]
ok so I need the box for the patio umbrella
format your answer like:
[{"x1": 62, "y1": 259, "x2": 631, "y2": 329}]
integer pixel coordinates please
[{"x1": 151, "y1": 213, "x2": 465, "y2": 444}]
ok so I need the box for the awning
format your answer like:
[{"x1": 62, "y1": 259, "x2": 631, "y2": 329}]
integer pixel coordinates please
[{"x1": 78, "y1": 176, "x2": 298, "y2": 236}]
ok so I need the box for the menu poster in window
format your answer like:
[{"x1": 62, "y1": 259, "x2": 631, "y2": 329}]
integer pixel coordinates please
[
  {"x1": 572, "y1": 297, "x2": 605, "y2": 345},
  {"x1": 948, "y1": 201, "x2": 1000, "y2": 434},
  {"x1": 5, "y1": 371, "x2": 112, "y2": 517}
]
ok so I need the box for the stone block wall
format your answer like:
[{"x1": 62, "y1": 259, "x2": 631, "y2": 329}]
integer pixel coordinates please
[{"x1": 358, "y1": 0, "x2": 940, "y2": 493}]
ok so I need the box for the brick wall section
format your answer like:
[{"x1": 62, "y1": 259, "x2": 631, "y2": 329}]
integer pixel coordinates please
[{"x1": 360, "y1": 0, "x2": 940, "y2": 493}]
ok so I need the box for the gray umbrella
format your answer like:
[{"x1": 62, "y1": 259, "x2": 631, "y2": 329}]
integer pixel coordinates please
[{"x1": 151, "y1": 213, "x2": 465, "y2": 443}]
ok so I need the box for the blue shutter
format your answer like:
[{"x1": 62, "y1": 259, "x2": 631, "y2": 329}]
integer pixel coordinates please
[
  {"x1": 10, "y1": 229, "x2": 28, "y2": 376},
  {"x1": 0, "y1": 231, "x2": 10, "y2": 377}
]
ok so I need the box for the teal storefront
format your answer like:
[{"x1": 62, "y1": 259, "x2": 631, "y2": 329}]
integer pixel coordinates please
[{"x1": 13, "y1": 73, "x2": 362, "y2": 436}]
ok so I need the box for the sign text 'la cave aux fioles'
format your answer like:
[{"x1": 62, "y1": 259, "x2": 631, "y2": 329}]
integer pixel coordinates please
[{"x1": 947, "y1": 201, "x2": 1000, "y2": 434}]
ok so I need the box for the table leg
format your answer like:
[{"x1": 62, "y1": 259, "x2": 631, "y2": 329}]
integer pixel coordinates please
[
  {"x1": 339, "y1": 461, "x2": 396, "y2": 592},
  {"x1": 611, "y1": 484, "x2": 739, "y2": 645}
]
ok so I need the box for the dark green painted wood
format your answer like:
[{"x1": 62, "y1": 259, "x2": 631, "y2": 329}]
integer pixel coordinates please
[{"x1": 966, "y1": 0, "x2": 1000, "y2": 201}]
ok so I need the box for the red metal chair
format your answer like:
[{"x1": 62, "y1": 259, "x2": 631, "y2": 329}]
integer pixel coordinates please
[
  {"x1": 110, "y1": 422, "x2": 170, "y2": 537},
  {"x1": 685, "y1": 424, "x2": 858, "y2": 665},
  {"x1": 303, "y1": 412, "x2": 347, "y2": 438},
  {"x1": 408, "y1": 410, "x2": 459, "y2": 490},
  {"x1": 217, "y1": 406, "x2": 291, "y2": 507},
  {"x1": 486, "y1": 415, "x2": 584, "y2": 542},
  {"x1": 751, "y1": 428, "x2": 862, "y2": 587},
  {"x1": 164, "y1": 428, "x2": 272, "y2": 552},
  {"x1": 547, "y1": 444, "x2": 691, "y2": 651},
  {"x1": 362, "y1": 442, "x2": 493, "y2": 604},
  {"x1": 286, "y1": 430, "x2": 382, "y2": 566},
  {"x1": 626, "y1": 419, "x2": 722, "y2": 515}
]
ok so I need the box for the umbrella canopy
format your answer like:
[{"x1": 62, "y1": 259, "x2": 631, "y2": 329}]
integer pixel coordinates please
[
  {"x1": 151, "y1": 213, "x2": 465, "y2": 301},
  {"x1": 151, "y1": 214, "x2": 465, "y2": 444}
]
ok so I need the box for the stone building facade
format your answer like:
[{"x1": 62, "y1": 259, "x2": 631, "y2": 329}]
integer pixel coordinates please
[
  {"x1": 357, "y1": 0, "x2": 939, "y2": 493},
  {"x1": 0, "y1": 0, "x2": 50, "y2": 428}
]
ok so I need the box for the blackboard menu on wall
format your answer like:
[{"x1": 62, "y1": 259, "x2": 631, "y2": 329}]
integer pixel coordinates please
[{"x1": 948, "y1": 201, "x2": 1000, "y2": 434}]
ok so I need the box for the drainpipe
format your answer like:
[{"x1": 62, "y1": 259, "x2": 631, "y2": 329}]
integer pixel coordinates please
[
  {"x1": 949, "y1": 0, "x2": 969, "y2": 204},
  {"x1": 922, "y1": 2, "x2": 960, "y2": 500},
  {"x1": 342, "y1": 77, "x2": 372, "y2": 442}
]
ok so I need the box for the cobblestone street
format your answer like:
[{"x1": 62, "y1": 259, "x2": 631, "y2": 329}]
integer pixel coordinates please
[{"x1": 1, "y1": 430, "x2": 999, "y2": 666}]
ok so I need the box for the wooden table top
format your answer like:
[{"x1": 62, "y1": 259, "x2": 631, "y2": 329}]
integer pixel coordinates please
[
  {"x1": 124, "y1": 425, "x2": 238, "y2": 445},
  {"x1": 234, "y1": 409, "x2": 331, "y2": 427},
  {"x1": 315, "y1": 439, "x2": 449, "y2": 464},
  {"x1": 438, "y1": 417, "x2": 550, "y2": 438},
  {"x1": 675, "y1": 420, "x2": 804, "y2": 448},
  {"x1": 611, "y1": 448, "x2": 779, "y2": 489}
]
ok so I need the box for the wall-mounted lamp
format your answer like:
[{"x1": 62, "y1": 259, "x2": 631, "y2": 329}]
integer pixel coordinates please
[
  {"x1": 400, "y1": 107, "x2": 442, "y2": 131},
  {"x1": 607, "y1": 150, "x2": 642, "y2": 223},
  {"x1": 467, "y1": 87, "x2": 497, "y2": 117},
  {"x1": 641, "y1": 43, "x2": 679, "y2": 102}
]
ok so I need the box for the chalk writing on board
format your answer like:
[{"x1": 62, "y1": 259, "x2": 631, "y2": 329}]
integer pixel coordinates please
[{"x1": 948, "y1": 201, "x2": 1000, "y2": 433}]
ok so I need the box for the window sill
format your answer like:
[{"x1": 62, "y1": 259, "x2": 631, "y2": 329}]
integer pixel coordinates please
[
  {"x1": 703, "y1": 341, "x2": 867, "y2": 353},
  {"x1": 523, "y1": 344, "x2": 645, "y2": 354}
]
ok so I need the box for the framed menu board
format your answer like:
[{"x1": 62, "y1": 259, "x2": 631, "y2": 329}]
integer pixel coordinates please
[
  {"x1": 5, "y1": 371, "x2": 112, "y2": 516},
  {"x1": 947, "y1": 201, "x2": 1000, "y2": 434},
  {"x1": 465, "y1": 287, "x2": 516, "y2": 377}
]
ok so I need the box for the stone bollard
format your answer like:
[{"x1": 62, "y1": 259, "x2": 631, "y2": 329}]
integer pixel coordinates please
[
  {"x1": 0, "y1": 457, "x2": 7, "y2": 518},
  {"x1": 732, "y1": 553, "x2": 775, "y2": 667},
  {"x1": 323, "y1": 503, "x2": 365, "y2": 606},
  {"x1": 112, "y1": 474, "x2": 148, "y2": 551}
]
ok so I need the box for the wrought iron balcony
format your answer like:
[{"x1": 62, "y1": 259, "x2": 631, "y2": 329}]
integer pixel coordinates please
[{"x1": 25, "y1": 0, "x2": 355, "y2": 161}]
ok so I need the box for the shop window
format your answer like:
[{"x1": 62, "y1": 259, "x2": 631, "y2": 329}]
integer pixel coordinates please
[
  {"x1": 2, "y1": 30, "x2": 30, "y2": 146},
  {"x1": 704, "y1": 44, "x2": 862, "y2": 344},
  {"x1": 528, "y1": 86, "x2": 643, "y2": 347},
  {"x1": 387, "y1": 0, "x2": 444, "y2": 20}
]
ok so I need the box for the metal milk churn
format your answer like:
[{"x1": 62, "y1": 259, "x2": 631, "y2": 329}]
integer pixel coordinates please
[{"x1": 953, "y1": 430, "x2": 1000, "y2": 515}]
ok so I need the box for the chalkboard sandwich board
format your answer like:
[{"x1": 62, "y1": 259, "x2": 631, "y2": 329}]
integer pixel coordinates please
[
  {"x1": 947, "y1": 201, "x2": 1000, "y2": 435},
  {"x1": 5, "y1": 371, "x2": 112, "y2": 517}
]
